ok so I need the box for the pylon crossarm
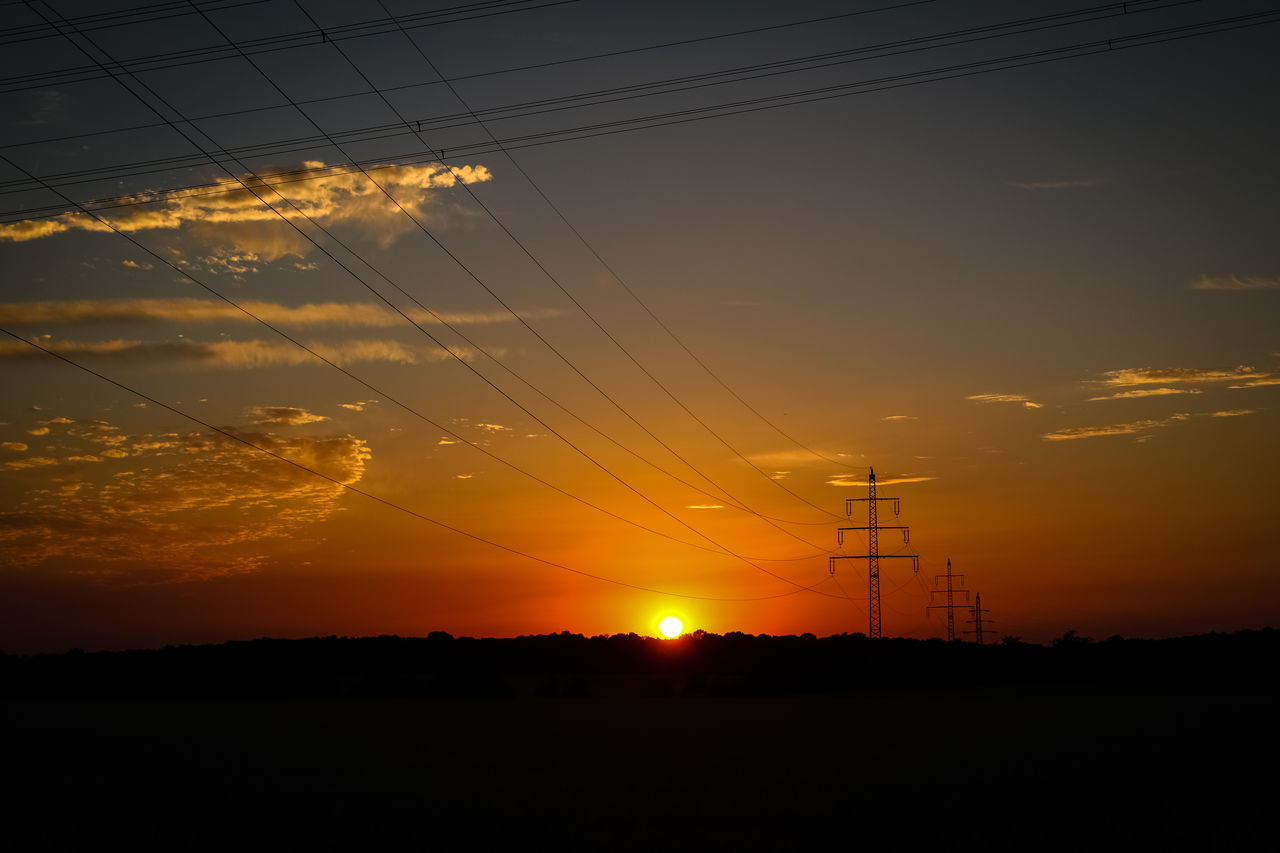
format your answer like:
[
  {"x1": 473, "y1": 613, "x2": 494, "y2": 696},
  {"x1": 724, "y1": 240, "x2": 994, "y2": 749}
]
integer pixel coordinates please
[
  {"x1": 832, "y1": 554, "x2": 918, "y2": 560},
  {"x1": 838, "y1": 525, "x2": 908, "y2": 547}
]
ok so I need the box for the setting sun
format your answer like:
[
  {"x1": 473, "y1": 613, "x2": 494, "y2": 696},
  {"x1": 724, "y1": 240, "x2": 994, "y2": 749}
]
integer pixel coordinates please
[{"x1": 658, "y1": 616, "x2": 684, "y2": 638}]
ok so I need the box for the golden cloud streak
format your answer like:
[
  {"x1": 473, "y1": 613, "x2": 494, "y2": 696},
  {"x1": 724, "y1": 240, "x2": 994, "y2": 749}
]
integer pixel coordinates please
[
  {"x1": 0, "y1": 298, "x2": 561, "y2": 327},
  {"x1": 1190, "y1": 274, "x2": 1280, "y2": 291},
  {"x1": 0, "y1": 161, "x2": 493, "y2": 247},
  {"x1": 1043, "y1": 413, "x2": 1191, "y2": 442},
  {"x1": 1100, "y1": 366, "x2": 1265, "y2": 386},
  {"x1": 248, "y1": 406, "x2": 328, "y2": 426},
  {"x1": 1088, "y1": 387, "x2": 1202, "y2": 401},
  {"x1": 966, "y1": 393, "x2": 1041, "y2": 409},
  {"x1": 0, "y1": 338, "x2": 481, "y2": 368},
  {"x1": 826, "y1": 474, "x2": 935, "y2": 487}
]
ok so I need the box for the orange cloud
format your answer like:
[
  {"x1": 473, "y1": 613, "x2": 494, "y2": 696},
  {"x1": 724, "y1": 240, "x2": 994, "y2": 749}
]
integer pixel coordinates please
[
  {"x1": 0, "y1": 162, "x2": 494, "y2": 255},
  {"x1": 1190, "y1": 274, "x2": 1280, "y2": 291},
  {"x1": 1099, "y1": 366, "x2": 1265, "y2": 386},
  {"x1": 826, "y1": 474, "x2": 935, "y2": 487},
  {"x1": 966, "y1": 393, "x2": 1041, "y2": 409},
  {"x1": 248, "y1": 406, "x2": 328, "y2": 426},
  {"x1": 1088, "y1": 387, "x2": 1202, "y2": 401},
  {"x1": 0, "y1": 298, "x2": 559, "y2": 327},
  {"x1": 0, "y1": 424, "x2": 371, "y2": 580},
  {"x1": 0, "y1": 337, "x2": 482, "y2": 368},
  {"x1": 1042, "y1": 414, "x2": 1191, "y2": 442}
]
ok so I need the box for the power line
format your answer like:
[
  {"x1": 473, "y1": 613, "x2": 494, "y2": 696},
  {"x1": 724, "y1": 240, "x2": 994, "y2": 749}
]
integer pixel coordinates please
[
  {"x1": 0, "y1": 0, "x2": 930, "y2": 91},
  {"x1": 0, "y1": 0, "x2": 945, "y2": 154},
  {"x1": 12, "y1": 5, "x2": 846, "y2": 591},
  {"x1": 5, "y1": 5, "x2": 1272, "y2": 220},
  {"x1": 0, "y1": 0, "x2": 579, "y2": 82},
  {"x1": 377, "y1": 0, "x2": 919, "y2": 476},
  {"x1": 297, "y1": 0, "x2": 846, "y2": 522},
  {"x1": 0, "y1": 0, "x2": 268, "y2": 43},
  {"x1": 0, "y1": 0, "x2": 1197, "y2": 198},
  {"x1": 175, "y1": 0, "x2": 844, "y2": 531},
  {"x1": 184, "y1": 0, "x2": 846, "y2": 565}
]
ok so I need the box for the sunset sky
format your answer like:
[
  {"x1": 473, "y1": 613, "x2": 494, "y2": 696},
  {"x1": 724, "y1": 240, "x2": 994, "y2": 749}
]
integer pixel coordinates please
[{"x1": 1, "y1": 0, "x2": 1277, "y2": 653}]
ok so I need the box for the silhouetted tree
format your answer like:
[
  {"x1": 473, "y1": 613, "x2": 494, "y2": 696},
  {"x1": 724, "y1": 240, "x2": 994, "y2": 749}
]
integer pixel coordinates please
[{"x1": 1053, "y1": 630, "x2": 1093, "y2": 648}]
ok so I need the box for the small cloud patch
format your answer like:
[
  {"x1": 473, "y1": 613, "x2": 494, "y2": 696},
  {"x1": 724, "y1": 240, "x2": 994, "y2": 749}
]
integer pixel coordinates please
[{"x1": 248, "y1": 406, "x2": 328, "y2": 426}]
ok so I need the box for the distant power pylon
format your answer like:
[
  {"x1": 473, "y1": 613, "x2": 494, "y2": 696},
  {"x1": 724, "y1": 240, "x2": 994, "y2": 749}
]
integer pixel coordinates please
[
  {"x1": 965, "y1": 593, "x2": 994, "y2": 645},
  {"x1": 830, "y1": 467, "x2": 918, "y2": 639},
  {"x1": 927, "y1": 558, "x2": 971, "y2": 641}
]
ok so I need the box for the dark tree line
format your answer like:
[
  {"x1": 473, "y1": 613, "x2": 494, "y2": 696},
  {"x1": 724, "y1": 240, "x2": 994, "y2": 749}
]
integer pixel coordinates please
[{"x1": 2, "y1": 627, "x2": 1274, "y2": 699}]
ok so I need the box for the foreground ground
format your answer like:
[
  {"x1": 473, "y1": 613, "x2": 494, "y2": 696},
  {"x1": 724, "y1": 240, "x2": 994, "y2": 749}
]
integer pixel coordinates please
[{"x1": 6, "y1": 676, "x2": 1274, "y2": 850}]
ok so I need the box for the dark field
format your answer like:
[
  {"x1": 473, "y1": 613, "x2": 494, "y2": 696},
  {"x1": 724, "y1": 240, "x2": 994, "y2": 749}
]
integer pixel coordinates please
[{"x1": 7, "y1": 678, "x2": 1275, "y2": 850}]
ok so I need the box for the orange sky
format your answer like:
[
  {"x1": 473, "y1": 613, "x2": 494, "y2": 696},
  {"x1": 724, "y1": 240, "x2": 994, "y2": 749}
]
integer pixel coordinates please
[{"x1": 1, "y1": 0, "x2": 1277, "y2": 652}]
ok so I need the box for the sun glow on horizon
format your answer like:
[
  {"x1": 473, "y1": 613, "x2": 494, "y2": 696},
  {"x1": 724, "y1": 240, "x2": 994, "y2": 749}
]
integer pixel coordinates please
[{"x1": 658, "y1": 616, "x2": 684, "y2": 638}]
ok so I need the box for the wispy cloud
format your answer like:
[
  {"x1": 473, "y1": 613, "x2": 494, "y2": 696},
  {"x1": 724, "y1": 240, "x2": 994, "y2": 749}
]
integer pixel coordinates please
[
  {"x1": 686, "y1": 504, "x2": 724, "y2": 510},
  {"x1": 0, "y1": 161, "x2": 493, "y2": 258},
  {"x1": 0, "y1": 337, "x2": 481, "y2": 368},
  {"x1": 881, "y1": 415, "x2": 917, "y2": 421},
  {"x1": 1088, "y1": 387, "x2": 1202, "y2": 401},
  {"x1": 2, "y1": 441, "x2": 29, "y2": 451},
  {"x1": 1229, "y1": 377, "x2": 1280, "y2": 389},
  {"x1": 1190, "y1": 274, "x2": 1280, "y2": 291},
  {"x1": 967, "y1": 393, "x2": 1042, "y2": 409},
  {"x1": 826, "y1": 474, "x2": 935, "y2": 487},
  {"x1": 0, "y1": 298, "x2": 561, "y2": 327},
  {"x1": 338, "y1": 400, "x2": 379, "y2": 412},
  {"x1": 247, "y1": 406, "x2": 328, "y2": 426},
  {"x1": 4, "y1": 456, "x2": 57, "y2": 469},
  {"x1": 1099, "y1": 366, "x2": 1266, "y2": 386},
  {"x1": 745, "y1": 449, "x2": 838, "y2": 466},
  {"x1": 1043, "y1": 414, "x2": 1191, "y2": 442},
  {"x1": 1044, "y1": 408, "x2": 1258, "y2": 442}
]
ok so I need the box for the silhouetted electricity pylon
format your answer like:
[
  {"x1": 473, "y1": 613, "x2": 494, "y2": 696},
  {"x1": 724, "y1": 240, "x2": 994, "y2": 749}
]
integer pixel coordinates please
[
  {"x1": 965, "y1": 593, "x2": 994, "y2": 645},
  {"x1": 830, "y1": 467, "x2": 918, "y2": 638},
  {"x1": 927, "y1": 558, "x2": 971, "y2": 641}
]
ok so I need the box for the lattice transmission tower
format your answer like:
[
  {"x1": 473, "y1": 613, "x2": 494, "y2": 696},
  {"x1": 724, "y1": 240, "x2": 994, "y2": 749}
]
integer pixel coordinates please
[
  {"x1": 927, "y1": 558, "x2": 971, "y2": 641},
  {"x1": 830, "y1": 467, "x2": 918, "y2": 639},
  {"x1": 965, "y1": 593, "x2": 994, "y2": 645}
]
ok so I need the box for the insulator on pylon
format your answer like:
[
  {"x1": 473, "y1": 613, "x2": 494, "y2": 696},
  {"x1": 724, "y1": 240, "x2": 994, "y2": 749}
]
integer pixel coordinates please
[
  {"x1": 828, "y1": 557, "x2": 835, "y2": 576},
  {"x1": 837, "y1": 529, "x2": 844, "y2": 547},
  {"x1": 893, "y1": 499, "x2": 901, "y2": 517},
  {"x1": 902, "y1": 529, "x2": 910, "y2": 544}
]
